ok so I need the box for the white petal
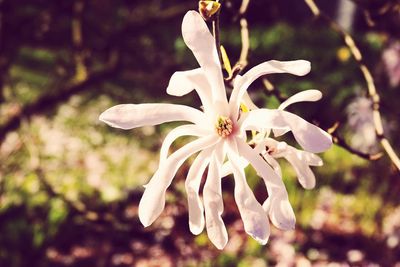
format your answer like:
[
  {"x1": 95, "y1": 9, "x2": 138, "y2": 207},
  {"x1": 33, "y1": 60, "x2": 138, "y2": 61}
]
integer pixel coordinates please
[
  {"x1": 228, "y1": 146, "x2": 270, "y2": 244},
  {"x1": 181, "y1": 11, "x2": 228, "y2": 107},
  {"x1": 279, "y1": 90, "x2": 322, "y2": 110},
  {"x1": 138, "y1": 135, "x2": 218, "y2": 227},
  {"x1": 268, "y1": 191, "x2": 296, "y2": 230},
  {"x1": 279, "y1": 111, "x2": 332, "y2": 153},
  {"x1": 167, "y1": 68, "x2": 213, "y2": 112},
  {"x1": 160, "y1": 124, "x2": 211, "y2": 165},
  {"x1": 220, "y1": 162, "x2": 233, "y2": 178},
  {"x1": 285, "y1": 151, "x2": 316, "y2": 189},
  {"x1": 230, "y1": 60, "x2": 311, "y2": 118},
  {"x1": 236, "y1": 138, "x2": 284, "y2": 192},
  {"x1": 203, "y1": 143, "x2": 228, "y2": 249},
  {"x1": 240, "y1": 109, "x2": 289, "y2": 134},
  {"x1": 304, "y1": 151, "x2": 323, "y2": 166},
  {"x1": 220, "y1": 154, "x2": 248, "y2": 178},
  {"x1": 99, "y1": 103, "x2": 205, "y2": 130},
  {"x1": 241, "y1": 109, "x2": 332, "y2": 153},
  {"x1": 242, "y1": 91, "x2": 259, "y2": 110},
  {"x1": 185, "y1": 148, "x2": 213, "y2": 235},
  {"x1": 262, "y1": 153, "x2": 282, "y2": 178},
  {"x1": 235, "y1": 138, "x2": 296, "y2": 230}
]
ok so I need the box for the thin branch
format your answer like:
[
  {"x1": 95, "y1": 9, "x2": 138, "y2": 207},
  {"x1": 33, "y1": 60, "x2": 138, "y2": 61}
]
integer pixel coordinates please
[
  {"x1": 327, "y1": 122, "x2": 383, "y2": 160},
  {"x1": 236, "y1": 0, "x2": 250, "y2": 69},
  {"x1": 303, "y1": 0, "x2": 400, "y2": 171},
  {"x1": 0, "y1": 51, "x2": 119, "y2": 143},
  {"x1": 262, "y1": 80, "x2": 382, "y2": 161},
  {"x1": 72, "y1": 0, "x2": 87, "y2": 81}
]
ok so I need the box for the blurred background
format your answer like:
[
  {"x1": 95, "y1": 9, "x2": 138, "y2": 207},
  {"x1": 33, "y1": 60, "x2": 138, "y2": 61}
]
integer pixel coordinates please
[{"x1": 1, "y1": 0, "x2": 400, "y2": 266}]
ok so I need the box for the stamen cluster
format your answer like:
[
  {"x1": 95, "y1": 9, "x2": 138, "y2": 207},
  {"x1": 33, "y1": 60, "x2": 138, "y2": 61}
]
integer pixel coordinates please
[{"x1": 216, "y1": 116, "x2": 233, "y2": 137}]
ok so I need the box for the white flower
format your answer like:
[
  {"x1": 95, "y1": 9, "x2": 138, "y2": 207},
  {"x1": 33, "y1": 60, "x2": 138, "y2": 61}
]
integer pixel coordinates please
[{"x1": 99, "y1": 10, "x2": 332, "y2": 249}]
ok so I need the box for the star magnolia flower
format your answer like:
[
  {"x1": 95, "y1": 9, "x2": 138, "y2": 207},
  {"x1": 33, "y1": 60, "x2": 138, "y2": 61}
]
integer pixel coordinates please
[{"x1": 99, "y1": 10, "x2": 332, "y2": 249}]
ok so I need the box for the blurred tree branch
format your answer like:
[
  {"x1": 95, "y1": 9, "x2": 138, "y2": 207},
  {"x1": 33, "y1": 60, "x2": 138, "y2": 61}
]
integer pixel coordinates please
[
  {"x1": 263, "y1": 77, "x2": 383, "y2": 161},
  {"x1": 303, "y1": 0, "x2": 400, "y2": 170},
  {"x1": 0, "y1": 51, "x2": 119, "y2": 143}
]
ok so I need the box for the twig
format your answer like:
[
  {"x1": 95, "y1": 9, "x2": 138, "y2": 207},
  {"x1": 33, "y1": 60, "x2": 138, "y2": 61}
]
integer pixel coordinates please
[
  {"x1": 262, "y1": 79, "x2": 382, "y2": 161},
  {"x1": 262, "y1": 78, "x2": 288, "y2": 103},
  {"x1": 236, "y1": 0, "x2": 250, "y2": 69},
  {"x1": 0, "y1": 51, "x2": 119, "y2": 143},
  {"x1": 303, "y1": 0, "x2": 400, "y2": 171},
  {"x1": 327, "y1": 122, "x2": 383, "y2": 160},
  {"x1": 72, "y1": 0, "x2": 87, "y2": 81}
]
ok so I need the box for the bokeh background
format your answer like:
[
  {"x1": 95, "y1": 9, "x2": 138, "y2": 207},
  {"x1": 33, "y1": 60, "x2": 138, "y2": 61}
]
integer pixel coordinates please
[{"x1": 1, "y1": 0, "x2": 400, "y2": 266}]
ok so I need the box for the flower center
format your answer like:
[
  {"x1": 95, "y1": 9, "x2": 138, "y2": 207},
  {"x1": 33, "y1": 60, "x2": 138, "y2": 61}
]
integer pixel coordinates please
[{"x1": 215, "y1": 116, "x2": 233, "y2": 137}]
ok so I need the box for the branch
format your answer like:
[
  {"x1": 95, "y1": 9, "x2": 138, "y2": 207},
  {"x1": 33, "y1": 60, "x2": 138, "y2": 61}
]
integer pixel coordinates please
[
  {"x1": 303, "y1": 0, "x2": 400, "y2": 171},
  {"x1": 0, "y1": 52, "x2": 119, "y2": 143},
  {"x1": 235, "y1": 0, "x2": 250, "y2": 70},
  {"x1": 262, "y1": 79, "x2": 382, "y2": 161}
]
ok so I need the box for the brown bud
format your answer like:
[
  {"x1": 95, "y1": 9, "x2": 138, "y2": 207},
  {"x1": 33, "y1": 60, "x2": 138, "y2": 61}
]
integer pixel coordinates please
[{"x1": 198, "y1": 1, "x2": 221, "y2": 21}]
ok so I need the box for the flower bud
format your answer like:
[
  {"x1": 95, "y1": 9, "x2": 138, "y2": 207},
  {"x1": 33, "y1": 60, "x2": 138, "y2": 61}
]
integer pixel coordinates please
[{"x1": 198, "y1": 1, "x2": 221, "y2": 21}]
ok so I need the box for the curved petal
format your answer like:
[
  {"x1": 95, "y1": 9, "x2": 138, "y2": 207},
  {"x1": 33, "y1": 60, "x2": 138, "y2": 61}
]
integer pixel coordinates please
[
  {"x1": 262, "y1": 153, "x2": 282, "y2": 178},
  {"x1": 278, "y1": 111, "x2": 332, "y2": 153},
  {"x1": 167, "y1": 68, "x2": 213, "y2": 112},
  {"x1": 241, "y1": 109, "x2": 332, "y2": 153},
  {"x1": 99, "y1": 103, "x2": 206, "y2": 130},
  {"x1": 227, "y1": 145, "x2": 270, "y2": 244},
  {"x1": 160, "y1": 124, "x2": 211, "y2": 164},
  {"x1": 185, "y1": 147, "x2": 213, "y2": 235},
  {"x1": 236, "y1": 138, "x2": 296, "y2": 230},
  {"x1": 182, "y1": 11, "x2": 228, "y2": 107},
  {"x1": 138, "y1": 135, "x2": 219, "y2": 227},
  {"x1": 253, "y1": 139, "x2": 283, "y2": 177},
  {"x1": 267, "y1": 191, "x2": 296, "y2": 230},
  {"x1": 220, "y1": 154, "x2": 248, "y2": 178},
  {"x1": 286, "y1": 151, "x2": 316, "y2": 189},
  {"x1": 239, "y1": 109, "x2": 289, "y2": 136},
  {"x1": 242, "y1": 91, "x2": 259, "y2": 111},
  {"x1": 230, "y1": 60, "x2": 311, "y2": 118},
  {"x1": 203, "y1": 142, "x2": 228, "y2": 249},
  {"x1": 302, "y1": 151, "x2": 323, "y2": 166},
  {"x1": 278, "y1": 90, "x2": 322, "y2": 110}
]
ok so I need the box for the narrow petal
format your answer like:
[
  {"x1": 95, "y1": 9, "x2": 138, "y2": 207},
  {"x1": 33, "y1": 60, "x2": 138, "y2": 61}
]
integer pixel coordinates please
[
  {"x1": 99, "y1": 103, "x2": 206, "y2": 130},
  {"x1": 278, "y1": 111, "x2": 332, "y2": 153},
  {"x1": 236, "y1": 138, "x2": 284, "y2": 192},
  {"x1": 167, "y1": 68, "x2": 213, "y2": 112},
  {"x1": 230, "y1": 60, "x2": 311, "y2": 118},
  {"x1": 220, "y1": 154, "x2": 248, "y2": 178},
  {"x1": 285, "y1": 151, "x2": 316, "y2": 189},
  {"x1": 303, "y1": 151, "x2": 323, "y2": 166},
  {"x1": 268, "y1": 191, "x2": 296, "y2": 230},
  {"x1": 138, "y1": 135, "x2": 219, "y2": 227},
  {"x1": 242, "y1": 91, "x2": 259, "y2": 110},
  {"x1": 241, "y1": 109, "x2": 332, "y2": 153},
  {"x1": 228, "y1": 145, "x2": 270, "y2": 244},
  {"x1": 182, "y1": 11, "x2": 228, "y2": 107},
  {"x1": 160, "y1": 124, "x2": 211, "y2": 164},
  {"x1": 185, "y1": 147, "x2": 213, "y2": 235},
  {"x1": 236, "y1": 138, "x2": 296, "y2": 230},
  {"x1": 262, "y1": 153, "x2": 282, "y2": 178},
  {"x1": 203, "y1": 143, "x2": 228, "y2": 249},
  {"x1": 278, "y1": 89, "x2": 322, "y2": 110},
  {"x1": 240, "y1": 109, "x2": 288, "y2": 133}
]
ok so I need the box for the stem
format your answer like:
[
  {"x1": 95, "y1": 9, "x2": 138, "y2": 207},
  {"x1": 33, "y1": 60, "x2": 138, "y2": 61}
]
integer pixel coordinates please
[{"x1": 303, "y1": 0, "x2": 400, "y2": 171}]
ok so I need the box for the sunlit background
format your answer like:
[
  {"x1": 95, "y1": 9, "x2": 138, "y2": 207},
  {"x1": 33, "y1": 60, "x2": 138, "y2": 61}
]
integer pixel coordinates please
[{"x1": 1, "y1": 0, "x2": 400, "y2": 266}]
